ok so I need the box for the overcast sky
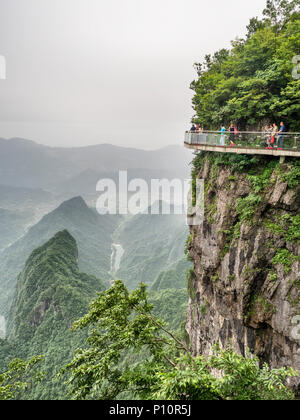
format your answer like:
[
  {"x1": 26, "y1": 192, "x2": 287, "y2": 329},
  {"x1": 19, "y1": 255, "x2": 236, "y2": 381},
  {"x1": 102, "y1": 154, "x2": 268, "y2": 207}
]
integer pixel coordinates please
[{"x1": 0, "y1": 0, "x2": 266, "y2": 149}]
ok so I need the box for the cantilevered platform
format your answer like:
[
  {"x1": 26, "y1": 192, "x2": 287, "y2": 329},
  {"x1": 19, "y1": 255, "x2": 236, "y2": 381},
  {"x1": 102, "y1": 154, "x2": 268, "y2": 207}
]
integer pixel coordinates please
[{"x1": 184, "y1": 131, "x2": 300, "y2": 158}]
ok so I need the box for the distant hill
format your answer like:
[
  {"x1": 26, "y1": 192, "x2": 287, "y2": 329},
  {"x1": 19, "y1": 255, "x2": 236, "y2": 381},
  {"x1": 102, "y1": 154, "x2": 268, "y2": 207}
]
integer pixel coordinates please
[
  {"x1": 0, "y1": 138, "x2": 192, "y2": 190},
  {"x1": 0, "y1": 208, "x2": 34, "y2": 251},
  {"x1": 115, "y1": 203, "x2": 189, "y2": 290},
  {"x1": 0, "y1": 184, "x2": 54, "y2": 210},
  {"x1": 0, "y1": 196, "x2": 120, "y2": 317},
  {"x1": 0, "y1": 138, "x2": 77, "y2": 189},
  {"x1": 4, "y1": 230, "x2": 104, "y2": 400}
]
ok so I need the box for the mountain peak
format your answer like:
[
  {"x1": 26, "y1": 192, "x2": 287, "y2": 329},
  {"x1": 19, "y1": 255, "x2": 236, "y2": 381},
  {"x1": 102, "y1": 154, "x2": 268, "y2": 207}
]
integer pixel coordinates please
[
  {"x1": 7, "y1": 230, "x2": 100, "y2": 343},
  {"x1": 27, "y1": 229, "x2": 78, "y2": 270},
  {"x1": 57, "y1": 196, "x2": 88, "y2": 211},
  {"x1": 51, "y1": 229, "x2": 76, "y2": 245}
]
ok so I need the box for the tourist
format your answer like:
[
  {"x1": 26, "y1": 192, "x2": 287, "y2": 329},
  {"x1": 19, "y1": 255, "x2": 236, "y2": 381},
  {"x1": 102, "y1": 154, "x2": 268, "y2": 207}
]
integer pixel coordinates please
[
  {"x1": 277, "y1": 122, "x2": 288, "y2": 150},
  {"x1": 229, "y1": 123, "x2": 236, "y2": 147},
  {"x1": 264, "y1": 125, "x2": 272, "y2": 149},
  {"x1": 220, "y1": 126, "x2": 226, "y2": 146},
  {"x1": 190, "y1": 124, "x2": 196, "y2": 133},
  {"x1": 271, "y1": 123, "x2": 278, "y2": 147}
]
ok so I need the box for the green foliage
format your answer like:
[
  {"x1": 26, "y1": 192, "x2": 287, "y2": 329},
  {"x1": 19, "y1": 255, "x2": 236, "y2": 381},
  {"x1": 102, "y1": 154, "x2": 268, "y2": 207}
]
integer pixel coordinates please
[
  {"x1": 151, "y1": 258, "x2": 192, "y2": 292},
  {"x1": 149, "y1": 289, "x2": 188, "y2": 333},
  {"x1": 187, "y1": 268, "x2": 197, "y2": 300},
  {"x1": 209, "y1": 347, "x2": 295, "y2": 400},
  {"x1": 0, "y1": 197, "x2": 118, "y2": 317},
  {"x1": 199, "y1": 299, "x2": 209, "y2": 316},
  {"x1": 235, "y1": 194, "x2": 262, "y2": 223},
  {"x1": 61, "y1": 281, "x2": 296, "y2": 401},
  {"x1": 191, "y1": 2, "x2": 300, "y2": 130},
  {"x1": 152, "y1": 354, "x2": 220, "y2": 400},
  {"x1": 210, "y1": 152, "x2": 261, "y2": 173},
  {"x1": 272, "y1": 248, "x2": 300, "y2": 273},
  {"x1": 194, "y1": 151, "x2": 270, "y2": 175},
  {"x1": 184, "y1": 234, "x2": 193, "y2": 262},
  {"x1": 2, "y1": 230, "x2": 105, "y2": 400},
  {"x1": 0, "y1": 356, "x2": 43, "y2": 400},
  {"x1": 265, "y1": 214, "x2": 300, "y2": 243},
  {"x1": 247, "y1": 161, "x2": 278, "y2": 192},
  {"x1": 247, "y1": 294, "x2": 276, "y2": 318},
  {"x1": 281, "y1": 163, "x2": 300, "y2": 188},
  {"x1": 61, "y1": 280, "x2": 182, "y2": 400},
  {"x1": 220, "y1": 227, "x2": 235, "y2": 259}
]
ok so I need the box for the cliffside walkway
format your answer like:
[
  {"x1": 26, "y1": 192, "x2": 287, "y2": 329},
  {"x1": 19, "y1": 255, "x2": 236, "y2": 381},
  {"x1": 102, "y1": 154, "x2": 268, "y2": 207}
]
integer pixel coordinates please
[{"x1": 184, "y1": 131, "x2": 300, "y2": 160}]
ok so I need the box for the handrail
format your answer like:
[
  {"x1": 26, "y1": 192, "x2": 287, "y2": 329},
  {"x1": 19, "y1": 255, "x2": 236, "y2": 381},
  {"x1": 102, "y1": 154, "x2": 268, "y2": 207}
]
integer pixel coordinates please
[
  {"x1": 184, "y1": 131, "x2": 300, "y2": 152},
  {"x1": 185, "y1": 130, "x2": 300, "y2": 135}
]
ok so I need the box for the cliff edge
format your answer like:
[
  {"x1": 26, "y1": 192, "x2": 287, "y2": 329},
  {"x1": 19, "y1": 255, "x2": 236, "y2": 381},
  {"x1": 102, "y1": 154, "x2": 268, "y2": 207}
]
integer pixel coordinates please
[{"x1": 186, "y1": 152, "x2": 300, "y2": 389}]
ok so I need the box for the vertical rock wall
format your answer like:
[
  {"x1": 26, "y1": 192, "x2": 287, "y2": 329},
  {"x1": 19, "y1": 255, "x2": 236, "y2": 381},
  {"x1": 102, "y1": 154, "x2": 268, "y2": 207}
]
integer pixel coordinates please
[{"x1": 186, "y1": 153, "x2": 300, "y2": 389}]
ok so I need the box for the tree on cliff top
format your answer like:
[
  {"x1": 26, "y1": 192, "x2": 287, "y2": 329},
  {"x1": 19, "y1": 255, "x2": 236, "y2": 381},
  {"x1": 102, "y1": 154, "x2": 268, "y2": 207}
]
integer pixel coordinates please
[{"x1": 191, "y1": 0, "x2": 300, "y2": 130}]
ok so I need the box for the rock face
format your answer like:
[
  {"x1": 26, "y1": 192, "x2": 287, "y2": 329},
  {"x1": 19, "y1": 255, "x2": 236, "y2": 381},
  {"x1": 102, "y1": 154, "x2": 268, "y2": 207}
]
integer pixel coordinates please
[{"x1": 186, "y1": 153, "x2": 300, "y2": 389}]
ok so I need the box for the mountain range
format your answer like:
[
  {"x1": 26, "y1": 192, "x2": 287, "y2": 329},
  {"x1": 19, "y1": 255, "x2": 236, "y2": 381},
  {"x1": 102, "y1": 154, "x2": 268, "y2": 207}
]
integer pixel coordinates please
[
  {"x1": 0, "y1": 138, "x2": 192, "y2": 190},
  {"x1": 115, "y1": 204, "x2": 190, "y2": 290},
  {"x1": 0, "y1": 138, "x2": 192, "y2": 400},
  {"x1": 0, "y1": 196, "x2": 120, "y2": 317},
  {"x1": 0, "y1": 227, "x2": 189, "y2": 399}
]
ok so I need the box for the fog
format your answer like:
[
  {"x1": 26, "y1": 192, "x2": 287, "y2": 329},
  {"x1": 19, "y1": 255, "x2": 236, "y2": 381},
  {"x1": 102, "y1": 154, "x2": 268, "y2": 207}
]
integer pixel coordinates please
[{"x1": 0, "y1": 0, "x2": 265, "y2": 149}]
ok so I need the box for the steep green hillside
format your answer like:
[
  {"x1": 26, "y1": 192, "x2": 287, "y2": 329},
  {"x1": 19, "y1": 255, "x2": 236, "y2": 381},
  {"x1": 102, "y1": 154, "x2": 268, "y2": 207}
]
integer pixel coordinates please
[
  {"x1": 151, "y1": 258, "x2": 192, "y2": 292},
  {"x1": 150, "y1": 288, "x2": 189, "y2": 333},
  {"x1": 116, "y1": 205, "x2": 189, "y2": 290},
  {"x1": 148, "y1": 258, "x2": 192, "y2": 335},
  {"x1": 1, "y1": 230, "x2": 104, "y2": 400},
  {"x1": 0, "y1": 196, "x2": 120, "y2": 316}
]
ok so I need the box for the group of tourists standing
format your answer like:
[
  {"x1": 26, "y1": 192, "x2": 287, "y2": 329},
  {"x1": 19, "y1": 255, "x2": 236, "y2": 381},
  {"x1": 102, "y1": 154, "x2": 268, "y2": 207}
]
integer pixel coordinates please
[
  {"x1": 264, "y1": 122, "x2": 288, "y2": 150},
  {"x1": 189, "y1": 121, "x2": 288, "y2": 149}
]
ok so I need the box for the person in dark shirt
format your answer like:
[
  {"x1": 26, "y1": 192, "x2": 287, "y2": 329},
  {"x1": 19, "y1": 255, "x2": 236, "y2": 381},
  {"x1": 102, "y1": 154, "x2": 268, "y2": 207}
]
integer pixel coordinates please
[
  {"x1": 277, "y1": 122, "x2": 287, "y2": 150},
  {"x1": 190, "y1": 124, "x2": 196, "y2": 133},
  {"x1": 229, "y1": 123, "x2": 236, "y2": 147}
]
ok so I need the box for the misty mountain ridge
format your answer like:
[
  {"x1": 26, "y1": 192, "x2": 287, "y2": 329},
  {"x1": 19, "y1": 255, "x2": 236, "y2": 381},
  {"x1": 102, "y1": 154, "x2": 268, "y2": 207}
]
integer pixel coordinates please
[
  {"x1": 0, "y1": 137, "x2": 192, "y2": 190},
  {"x1": 0, "y1": 196, "x2": 120, "y2": 316}
]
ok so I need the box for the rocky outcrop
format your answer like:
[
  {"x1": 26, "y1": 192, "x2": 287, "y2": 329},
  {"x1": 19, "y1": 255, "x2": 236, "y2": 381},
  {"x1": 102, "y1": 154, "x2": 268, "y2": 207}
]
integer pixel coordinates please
[{"x1": 186, "y1": 153, "x2": 300, "y2": 389}]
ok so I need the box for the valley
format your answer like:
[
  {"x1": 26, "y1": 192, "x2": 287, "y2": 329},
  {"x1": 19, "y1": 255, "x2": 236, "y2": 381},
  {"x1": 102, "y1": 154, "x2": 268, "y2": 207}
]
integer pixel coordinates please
[{"x1": 0, "y1": 140, "x2": 191, "y2": 399}]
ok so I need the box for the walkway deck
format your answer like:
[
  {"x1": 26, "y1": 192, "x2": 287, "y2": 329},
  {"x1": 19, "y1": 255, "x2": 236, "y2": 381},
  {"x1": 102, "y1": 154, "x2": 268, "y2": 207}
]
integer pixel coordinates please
[{"x1": 184, "y1": 132, "x2": 300, "y2": 158}]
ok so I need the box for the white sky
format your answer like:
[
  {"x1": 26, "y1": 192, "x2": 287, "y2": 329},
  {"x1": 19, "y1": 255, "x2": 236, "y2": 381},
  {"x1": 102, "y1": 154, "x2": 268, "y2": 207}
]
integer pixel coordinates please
[{"x1": 0, "y1": 0, "x2": 266, "y2": 149}]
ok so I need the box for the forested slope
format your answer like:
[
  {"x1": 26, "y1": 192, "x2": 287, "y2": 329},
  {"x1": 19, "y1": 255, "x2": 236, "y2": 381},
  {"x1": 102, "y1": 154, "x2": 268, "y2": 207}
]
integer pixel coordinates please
[{"x1": 191, "y1": 1, "x2": 300, "y2": 130}]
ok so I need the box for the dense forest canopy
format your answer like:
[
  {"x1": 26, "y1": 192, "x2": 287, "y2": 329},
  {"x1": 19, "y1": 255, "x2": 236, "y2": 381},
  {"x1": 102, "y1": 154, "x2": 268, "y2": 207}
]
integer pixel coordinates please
[{"x1": 191, "y1": 0, "x2": 300, "y2": 131}]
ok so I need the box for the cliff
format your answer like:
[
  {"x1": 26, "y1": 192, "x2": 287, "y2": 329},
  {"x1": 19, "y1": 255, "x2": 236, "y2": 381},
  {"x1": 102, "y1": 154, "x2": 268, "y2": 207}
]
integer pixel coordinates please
[{"x1": 186, "y1": 152, "x2": 300, "y2": 389}]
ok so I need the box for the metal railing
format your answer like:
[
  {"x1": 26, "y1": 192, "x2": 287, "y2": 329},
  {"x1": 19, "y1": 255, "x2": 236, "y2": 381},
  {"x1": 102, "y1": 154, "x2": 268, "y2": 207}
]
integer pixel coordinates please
[{"x1": 185, "y1": 131, "x2": 300, "y2": 151}]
